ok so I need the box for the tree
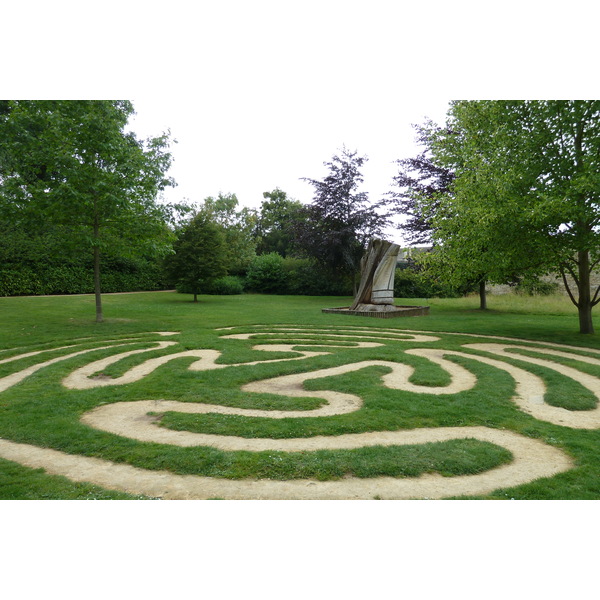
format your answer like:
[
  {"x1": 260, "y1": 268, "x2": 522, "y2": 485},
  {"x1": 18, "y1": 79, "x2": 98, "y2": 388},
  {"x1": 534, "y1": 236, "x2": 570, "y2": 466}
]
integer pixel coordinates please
[
  {"x1": 427, "y1": 100, "x2": 600, "y2": 333},
  {"x1": 295, "y1": 147, "x2": 390, "y2": 290},
  {"x1": 0, "y1": 100, "x2": 176, "y2": 322},
  {"x1": 196, "y1": 193, "x2": 257, "y2": 274},
  {"x1": 163, "y1": 212, "x2": 228, "y2": 302},
  {"x1": 388, "y1": 124, "x2": 491, "y2": 307},
  {"x1": 388, "y1": 122, "x2": 455, "y2": 246},
  {"x1": 254, "y1": 188, "x2": 303, "y2": 257}
]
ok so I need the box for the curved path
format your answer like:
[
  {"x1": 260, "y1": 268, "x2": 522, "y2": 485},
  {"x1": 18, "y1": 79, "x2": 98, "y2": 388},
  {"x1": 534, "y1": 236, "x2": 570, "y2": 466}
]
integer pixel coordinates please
[
  {"x1": 0, "y1": 327, "x2": 594, "y2": 499},
  {"x1": 0, "y1": 427, "x2": 572, "y2": 499}
]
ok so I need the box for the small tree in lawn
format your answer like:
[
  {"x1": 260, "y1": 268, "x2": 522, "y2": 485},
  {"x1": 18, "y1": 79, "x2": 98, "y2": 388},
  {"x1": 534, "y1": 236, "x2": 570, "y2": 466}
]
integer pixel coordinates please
[
  {"x1": 0, "y1": 100, "x2": 176, "y2": 322},
  {"x1": 164, "y1": 213, "x2": 228, "y2": 302}
]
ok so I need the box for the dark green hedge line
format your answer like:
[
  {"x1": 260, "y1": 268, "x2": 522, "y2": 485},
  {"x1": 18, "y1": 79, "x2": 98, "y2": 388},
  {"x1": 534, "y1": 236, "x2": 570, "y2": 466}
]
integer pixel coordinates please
[
  {"x1": 175, "y1": 255, "x2": 353, "y2": 297},
  {"x1": 0, "y1": 265, "x2": 166, "y2": 296},
  {"x1": 1, "y1": 257, "x2": 465, "y2": 299}
]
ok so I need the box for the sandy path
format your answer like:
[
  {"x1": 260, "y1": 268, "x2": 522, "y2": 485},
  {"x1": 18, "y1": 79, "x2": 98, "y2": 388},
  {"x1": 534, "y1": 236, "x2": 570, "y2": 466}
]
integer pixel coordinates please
[{"x1": 0, "y1": 428, "x2": 572, "y2": 499}]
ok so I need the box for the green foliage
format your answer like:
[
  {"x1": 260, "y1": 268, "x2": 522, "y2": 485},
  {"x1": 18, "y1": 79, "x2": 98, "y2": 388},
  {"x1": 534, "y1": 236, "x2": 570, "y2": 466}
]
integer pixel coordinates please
[
  {"x1": 197, "y1": 193, "x2": 257, "y2": 274},
  {"x1": 0, "y1": 262, "x2": 165, "y2": 297},
  {"x1": 205, "y1": 276, "x2": 245, "y2": 295},
  {"x1": 0, "y1": 219, "x2": 166, "y2": 296},
  {"x1": 514, "y1": 277, "x2": 560, "y2": 296},
  {"x1": 244, "y1": 254, "x2": 353, "y2": 295},
  {"x1": 426, "y1": 100, "x2": 600, "y2": 333},
  {"x1": 163, "y1": 212, "x2": 228, "y2": 300},
  {"x1": 0, "y1": 100, "x2": 176, "y2": 320},
  {"x1": 254, "y1": 188, "x2": 304, "y2": 257},
  {"x1": 283, "y1": 258, "x2": 353, "y2": 296},
  {"x1": 394, "y1": 267, "x2": 462, "y2": 299},
  {"x1": 245, "y1": 252, "x2": 288, "y2": 293}
]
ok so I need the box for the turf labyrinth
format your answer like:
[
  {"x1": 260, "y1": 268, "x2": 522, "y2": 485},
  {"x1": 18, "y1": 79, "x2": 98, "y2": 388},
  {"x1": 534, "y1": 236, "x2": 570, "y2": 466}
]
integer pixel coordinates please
[{"x1": 4, "y1": 324, "x2": 600, "y2": 499}]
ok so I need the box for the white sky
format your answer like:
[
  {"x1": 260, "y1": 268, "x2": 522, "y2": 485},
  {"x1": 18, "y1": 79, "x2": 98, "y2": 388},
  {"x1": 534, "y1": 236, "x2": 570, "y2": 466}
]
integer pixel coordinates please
[{"x1": 127, "y1": 94, "x2": 450, "y2": 214}]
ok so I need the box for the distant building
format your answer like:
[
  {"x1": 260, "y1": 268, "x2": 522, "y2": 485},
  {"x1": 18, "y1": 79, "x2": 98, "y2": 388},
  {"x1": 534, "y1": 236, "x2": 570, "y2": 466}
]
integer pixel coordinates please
[{"x1": 397, "y1": 246, "x2": 432, "y2": 267}]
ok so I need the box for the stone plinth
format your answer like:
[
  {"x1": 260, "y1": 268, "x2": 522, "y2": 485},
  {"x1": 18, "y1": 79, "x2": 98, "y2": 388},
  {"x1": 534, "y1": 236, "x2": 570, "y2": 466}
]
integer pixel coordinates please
[{"x1": 322, "y1": 305, "x2": 430, "y2": 318}]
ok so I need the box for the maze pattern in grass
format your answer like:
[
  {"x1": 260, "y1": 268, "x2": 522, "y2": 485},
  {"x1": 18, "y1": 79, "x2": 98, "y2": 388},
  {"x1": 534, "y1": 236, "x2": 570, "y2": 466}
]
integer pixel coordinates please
[{"x1": 3, "y1": 325, "x2": 599, "y2": 499}]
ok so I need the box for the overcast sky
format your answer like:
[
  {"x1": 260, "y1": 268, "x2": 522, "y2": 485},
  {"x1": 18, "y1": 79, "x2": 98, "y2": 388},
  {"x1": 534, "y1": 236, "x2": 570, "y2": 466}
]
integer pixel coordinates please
[{"x1": 127, "y1": 94, "x2": 450, "y2": 214}]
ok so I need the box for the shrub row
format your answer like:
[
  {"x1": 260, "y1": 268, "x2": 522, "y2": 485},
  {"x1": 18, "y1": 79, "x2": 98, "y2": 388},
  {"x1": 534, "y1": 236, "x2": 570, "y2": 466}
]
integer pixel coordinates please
[
  {"x1": 242, "y1": 255, "x2": 464, "y2": 298},
  {"x1": 178, "y1": 254, "x2": 465, "y2": 298},
  {"x1": 0, "y1": 265, "x2": 166, "y2": 297},
  {"x1": 244, "y1": 254, "x2": 352, "y2": 296},
  {"x1": 176, "y1": 255, "x2": 352, "y2": 297},
  {"x1": 1, "y1": 254, "x2": 465, "y2": 299},
  {"x1": 514, "y1": 278, "x2": 559, "y2": 296}
]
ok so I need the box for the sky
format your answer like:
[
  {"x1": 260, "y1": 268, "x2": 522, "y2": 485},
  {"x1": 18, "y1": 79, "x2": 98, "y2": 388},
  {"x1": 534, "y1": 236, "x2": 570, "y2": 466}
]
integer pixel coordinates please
[{"x1": 127, "y1": 94, "x2": 451, "y2": 214}]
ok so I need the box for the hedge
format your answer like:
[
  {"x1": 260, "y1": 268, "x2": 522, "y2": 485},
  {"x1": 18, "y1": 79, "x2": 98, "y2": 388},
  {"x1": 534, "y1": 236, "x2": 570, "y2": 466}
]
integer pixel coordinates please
[
  {"x1": 244, "y1": 255, "x2": 353, "y2": 296},
  {"x1": 0, "y1": 264, "x2": 166, "y2": 297}
]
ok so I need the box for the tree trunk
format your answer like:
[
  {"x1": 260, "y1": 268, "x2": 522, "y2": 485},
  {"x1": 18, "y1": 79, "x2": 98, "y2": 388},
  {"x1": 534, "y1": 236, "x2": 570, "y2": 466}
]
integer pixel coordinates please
[
  {"x1": 577, "y1": 249, "x2": 594, "y2": 334},
  {"x1": 93, "y1": 220, "x2": 103, "y2": 323},
  {"x1": 578, "y1": 303, "x2": 594, "y2": 334},
  {"x1": 479, "y1": 279, "x2": 487, "y2": 310},
  {"x1": 193, "y1": 292, "x2": 198, "y2": 303}
]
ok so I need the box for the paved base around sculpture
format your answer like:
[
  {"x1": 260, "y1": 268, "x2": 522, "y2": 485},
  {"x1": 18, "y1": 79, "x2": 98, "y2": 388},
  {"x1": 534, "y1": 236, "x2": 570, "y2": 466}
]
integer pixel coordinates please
[
  {"x1": 3, "y1": 325, "x2": 599, "y2": 499},
  {"x1": 322, "y1": 305, "x2": 429, "y2": 318}
]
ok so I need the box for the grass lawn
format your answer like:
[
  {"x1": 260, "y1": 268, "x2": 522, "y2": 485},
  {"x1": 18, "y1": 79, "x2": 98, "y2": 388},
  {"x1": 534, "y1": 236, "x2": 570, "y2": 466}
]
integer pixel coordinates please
[{"x1": 1, "y1": 290, "x2": 600, "y2": 500}]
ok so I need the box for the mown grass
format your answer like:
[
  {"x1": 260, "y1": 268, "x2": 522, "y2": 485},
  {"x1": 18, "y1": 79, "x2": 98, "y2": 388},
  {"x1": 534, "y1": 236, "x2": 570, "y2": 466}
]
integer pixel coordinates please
[{"x1": 1, "y1": 290, "x2": 600, "y2": 499}]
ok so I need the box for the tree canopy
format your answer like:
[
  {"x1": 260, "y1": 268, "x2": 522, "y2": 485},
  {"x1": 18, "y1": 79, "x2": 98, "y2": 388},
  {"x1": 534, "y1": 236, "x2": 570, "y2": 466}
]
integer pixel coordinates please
[
  {"x1": 196, "y1": 193, "x2": 257, "y2": 274},
  {"x1": 0, "y1": 100, "x2": 176, "y2": 321},
  {"x1": 389, "y1": 122, "x2": 454, "y2": 246},
  {"x1": 163, "y1": 212, "x2": 228, "y2": 302},
  {"x1": 424, "y1": 100, "x2": 600, "y2": 333},
  {"x1": 254, "y1": 188, "x2": 303, "y2": 257},
  {"x1": 294, "y1": 147, "x2": 390, "y2": 288}
]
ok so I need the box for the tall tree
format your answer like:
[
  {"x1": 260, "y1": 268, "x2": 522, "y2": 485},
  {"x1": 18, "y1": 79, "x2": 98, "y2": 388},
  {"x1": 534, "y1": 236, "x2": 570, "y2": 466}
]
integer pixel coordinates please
[
  {"x1": 197, "y1": 193, "x2": 257, "y2": 274},
  {"x1": 254, "y1": 188, "x2": 303, "y2": 257},
  {"x1": 295, "y1": 147, "x2": 389, "y2": 289},
  {"x1": 388, "y1": 122, "x2": 454, "y2": 246},
  {"x1": 427, "y1": 100, "x2": 600, "y2": 333},
  {"x1": 0, "y1": 100, "x2": 176, "y2": 322}
]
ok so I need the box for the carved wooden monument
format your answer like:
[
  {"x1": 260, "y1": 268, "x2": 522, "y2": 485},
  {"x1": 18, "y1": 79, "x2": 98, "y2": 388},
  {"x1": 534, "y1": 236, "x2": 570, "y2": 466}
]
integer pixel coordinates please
[
  {"x1": 322, "y1": 238, "x2": 429, "y2": 318},
  {"x1": 350, "y1": 238, "x2": 400, "y2": 312}
]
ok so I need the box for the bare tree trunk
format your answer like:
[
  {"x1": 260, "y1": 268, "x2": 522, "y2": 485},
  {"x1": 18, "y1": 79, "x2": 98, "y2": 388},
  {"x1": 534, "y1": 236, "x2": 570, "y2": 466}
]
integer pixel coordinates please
[
  {"x1": 93, "y1": 220, "x2": 103, "y2": 323},
  {"x1": 577, "y1": 250, "x2": 594, "y2": 334},
  {"x1": 479, "y1": 279, "x2": 487, "y2": 310},
  {"x1": 561, "y1": 250, "x2": 595, "y2": 334}
]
